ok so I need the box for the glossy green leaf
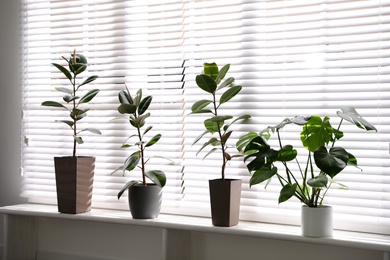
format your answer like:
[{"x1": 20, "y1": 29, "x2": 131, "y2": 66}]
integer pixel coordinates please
[
  {"x1": 191, "y1": 99, "x2": 213, "y2": 113},
  {"x1": 196, "y1": 137, "x2": 219, "y2": 156},
  {"x1": 75, "y1": 136, "x2": 83, "y2": 144},
  {"x1": 71, "y1": 53, "x2": 88, "y2": 64},
  {"x1": 79, "y1": 89, "x2": 99, "y2": 103},
  {"x1": 143, "y1": 126, "x2": 153, "y2": 136},
  {"x1": 118, "y1": 103, "x2": 137, "y2": 114},
  {"x1": 55, "y1": 87, "x2": 73, "y2": 95},
  {"x1": 215, "y1": 64, "x2": 230, "y2": 85},
  {"x1": 145, "y1": 170, "x2": 166, "y2": 187},
  {"x1": 192, "y1": 130, "x2": 210, "y2": 146},
  {"x1": 249, "y1": 166, "x2": 277, "y2": 187},
  {"x1": 63, "y1": 95, "x2": 78, "y2": 103},
  {"x1": 51, "y1": 63, "x2": 72, "y2": 81},
  {"x1": 314, "y1": 146, "x2": 349, "y2": 178},
  {"x1": 220, "y1": 85, "x2": 242, "y2": 105},
  {"x1": 118, "y1": 90, "x2": 133, "y2": 105},
  {"x1": 71, "y1": 63, "x2": 87, "y2": 75},
  {"x1": 138, "y1": 96, "x2": 152, "y2": 115},
  {"x1": 224, "y1": 114, "x2": 251, "y2": 131},
  {"x1": 80, "y1": 128, "x2": 101, "y2": 135},
  {"x1": 124, "y1": 153, "x2": 140, "y2": 172},
  {"x1": 42, "y1": 101, "x2": 67, "y2": 109},
  {"x1": 134, "y1": 89, "x2": 142, "y2": 107},
  {"x1": 78, "y1": 75, "x2": 98, "y2": 88},
  {"x1": 117, "y1": 180, "x2": 139, "y2": 199},
  {"x1": 217, "y1": 77, "x2": 234, "y2": 90},
  {"x1": 203, "y1": 62, "x2": 219, "y2": 80},
  {"x1": 337, "y1": 107, "x2": 377, "y2": 131},
  {"x1": 202, "y1": 148, "x2": 219, "y2": 160},
  {"x1": 307, "y1": 175, "x2": 328, "y2": 188},
  {"x1": 145, "y1": 134, "x2": 162, "y2": 147},
  {"x1": 196, "y1": 74, "x2": 217, "y2": 94},
  {"x1": 55, "y1": 120, "x2": 74, "y2": 127},
  {"x1": 278, "y1": 183, "x2": 298, "y2": 204}
]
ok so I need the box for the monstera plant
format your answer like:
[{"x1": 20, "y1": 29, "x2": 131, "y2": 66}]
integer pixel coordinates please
[
  {"x1": 42, "y1": 50, "x2": 100, "y2": 214},
  {"x1": 237, "y1": 107, "x2": 376, "y2": 236},
  {"x1": 190, "y1": 62, "x2": 251, "y2": 227}
]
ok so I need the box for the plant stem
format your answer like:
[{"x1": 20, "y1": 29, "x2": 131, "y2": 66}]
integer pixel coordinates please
[
  {"x1": 72, "y1": 68, "x2": 77, "y2": 158},
  {"x1": 212, "y1": 92, "x2": 227, "y2": 180},
  {"x1": 137, "y1": 126, "x2": 147, "y2": 186}
]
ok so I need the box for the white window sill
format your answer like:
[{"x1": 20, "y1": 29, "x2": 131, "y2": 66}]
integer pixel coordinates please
[{"x1": 0, "y1": 203, "x2": 389, "y2": 253}]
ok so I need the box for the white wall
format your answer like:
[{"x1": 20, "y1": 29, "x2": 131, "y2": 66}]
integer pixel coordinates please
[{"x1": 0, "y1": 1, "x2": 387, "y2": 260}]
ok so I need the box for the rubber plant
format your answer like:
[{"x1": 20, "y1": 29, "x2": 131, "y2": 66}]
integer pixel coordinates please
[
  {"x1": 190, "y1": 62, "x2": 251, "y2": 179},
  {"x1": 112, "y1": 85, "x2": 167, "y2": 200},
  {"x1": 42, "y1": 49, "x2": 101, "y2": 156},
  {"x1": 237, "y1": 107, "x2": 377, "y2": 207}
]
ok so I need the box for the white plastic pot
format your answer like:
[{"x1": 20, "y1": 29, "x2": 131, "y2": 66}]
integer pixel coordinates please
[{"x1": 301, "y1": 205, "x2": 333, "y2": 237}]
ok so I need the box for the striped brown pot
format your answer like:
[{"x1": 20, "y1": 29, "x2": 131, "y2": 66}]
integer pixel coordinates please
[
  {"x1": 54, "y1": 156, "x2": 95, "y2": 214},
  {"x1": 209, "y1": 178, "x2": 242, "y2": 227}
]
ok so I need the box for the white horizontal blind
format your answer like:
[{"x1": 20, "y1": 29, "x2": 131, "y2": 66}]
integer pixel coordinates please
[
  {"x1": 182, "y1": 0, "x2": 389, "y2": 235},
  {"x1": 21, "y1": 0, "x2": 184, "y2": 211},
  {"x1": 21, "y1": 0, "x2": 389, "y2": 235}
]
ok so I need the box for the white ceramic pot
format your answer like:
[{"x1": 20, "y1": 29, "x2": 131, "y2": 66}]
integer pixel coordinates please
[{"x1": 301, "y1": 205, "x2": 333, "y2": 237}]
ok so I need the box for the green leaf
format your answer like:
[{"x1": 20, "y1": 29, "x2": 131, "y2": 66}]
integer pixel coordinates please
[
  {"x1": 63, "y1": 95, "x2": 78, "y2": 103},
  {"x1": 145, "y1": 170, "x2": 166, "y2": 187},
  {"x1": 196, "y1": 137, "x2": 219, "y2": 156},
  {"x1": 118, "y1": 103, "x2": 137, "y2": 114},
  {"x1": 71, "y1": 53, "x2": 88, "y2": 64},
  {"x1": 124, "y1": 154, "x2": 140, "y2": 172},
  {"x1": 55, "y1": 87, "x2": 73, "y2": 95},
  {"x1": 301, "y1": 116, "x2": 333, "y2": 152},
  {"x1": 42, "y1": 101, "x2": 67, "y2": 109},
  {"x1": 337, "y1": 107, "x2": 377, "y2": 131},
  {"x1": 217, "y1": 77, "x2": 234, "y2": 90},
  {"x1": 52, "y1": 63, "x2": 72, "y2": 81},
  {"x1": 215, "y1": 64, "x2": 230, "y2": 85},
  {"x1": 314, "y1": 146, "x2": 349, "y2": 178},
  {"x1": 224, "y1": 114, "x2": 251, "y2": 131},
  {"x1": 220, "y1": 85, "x2": 242, "y2": 105},
  {"x1": 196, "y1": 74, "x2": 217, "y2": 94},
  {"x1": 143, "y1": 126, "x2": 153, "y2": 136},
  {"x1": 307, "y1": 175, "x2": 328, "y2": 188},
  {"x1": 70, "y1": 63, "x2": 87, "y2": 75},
  {"x1": 191, "y1": 100, "x2": 213, "y2": 113},
  {"x1": 249, "y1": 166, "x2": 278, "y2": 187},
  {"x1": 78, "y1": 75, "x2": 98, "y2": 88},
  {"x1": 138, "y1": 96, "x2": 152, "y2": 115},
  {"x1": 75, "y1": 136, "x2": 84, "y2": 144},
  {"x1": 145, "y1": 134, "x2": 162, "y2": 147},
  {"x1": 118, "y1": 90, "x2": 133, "y2": 105},
  {"x1": 117, "y1": 180, "x2": 139, "y2": 199},
  {"x1": 202, "y1": 148, "x2": 219, "y2": 160},
  {"x1": 203, "y1": 62, "x2": 219, "y2": 80},
  {"x1": 55, "y1": 120, "x2": 74, "y2": 128},
  {"x1": 276, "y1": 145, "x2": 297, "y2": 162},
  {"x1": 192, "y1": 130, "x2": 210, "y2": 146},
  {"x1": 134, "y1": 89, "x2": 142, "y2": 107},
  {"x1": 278, "y1": 183, "x2": 298, "y2": 204},
  {"x1": 80, "y1": 128, "x2": 101, "y2": 135},
  {"x1": 236, "y1": 132, "x2": 258, "y2": 152},
  {"x1": 79, "y1": 89, "x2": 99, "y2": 103}
]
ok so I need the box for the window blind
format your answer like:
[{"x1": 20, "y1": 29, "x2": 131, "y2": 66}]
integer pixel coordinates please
[{"x1": 21, "y1": 0, "x2": 389, "y2": 235}]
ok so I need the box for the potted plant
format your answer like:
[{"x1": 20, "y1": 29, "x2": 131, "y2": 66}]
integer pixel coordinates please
[
  {"x1": 42, "y1": 50, "x2": 100, "y2": 214},
  {"x1": 237, "y1": 107, "x2": 376, "y2": 236},
  {"x1": 190, "y1": 62, "x2": 251, "y2": 226},
  {"x1": 111, "y1": 86, "x2": 168, "y2": 219}
]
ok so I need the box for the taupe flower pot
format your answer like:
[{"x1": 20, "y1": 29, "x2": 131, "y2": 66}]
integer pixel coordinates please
[
  {"x1": 301, "y1": 205, "x2": 333, "y2": 237},
  {"x1": 128, "y1": 183, "x2": 162, "y2": 219},
  {"x1": 54, "y1": 156, "x2": 95, "y2": 214},
  {"x1": 209, "y1": 178, "x2": 242, "y2": 227}
]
